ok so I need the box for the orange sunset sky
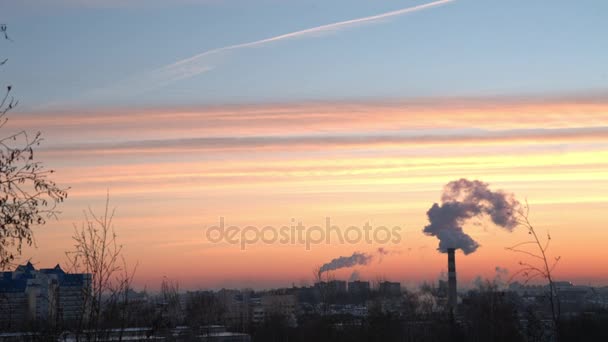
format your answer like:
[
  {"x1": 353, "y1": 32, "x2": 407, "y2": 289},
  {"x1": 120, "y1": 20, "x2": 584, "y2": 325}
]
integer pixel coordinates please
[
  {"x1": 17, "y1": 97, "x2": 608, "y2": 290},
  {"x1": 4, "y1": 0, "x2": 608, "y2": 291}
]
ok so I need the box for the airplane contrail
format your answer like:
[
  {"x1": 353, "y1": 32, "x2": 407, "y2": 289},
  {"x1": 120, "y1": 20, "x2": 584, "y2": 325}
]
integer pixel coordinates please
[
  {"x1": 154, "y1": 0, "x2": 455, "y2": 84},
  {"x1": 40, "y1": 0, "x2": 454, "y2": 108}
]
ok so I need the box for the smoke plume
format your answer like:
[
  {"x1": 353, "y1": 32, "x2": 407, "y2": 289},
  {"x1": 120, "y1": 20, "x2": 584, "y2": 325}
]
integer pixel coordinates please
[
  {"x1": 472, "y1": 266, "x2": 510, "y2": 290},
  {"x1": 423, "y1": 179, "x2": 519, "y2": 255},
  {"x1": 318, "y1": 252, "x2": 372, "y2": 276},
  {"x1": 318, "y1": 248, "x2": 399, "y2": 276}
]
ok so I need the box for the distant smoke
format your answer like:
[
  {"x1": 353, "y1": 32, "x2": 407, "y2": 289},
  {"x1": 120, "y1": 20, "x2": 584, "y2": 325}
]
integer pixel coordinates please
[
  {"x1": 494, "y1": 266, "x2": 509, "y2": 289},
  {"x1": 472, "y1": 266, "x2": 510, "y2": 289},
  {"x1": 318, "y1": 252, "x2": 372, "y2": 276},
  {"x1": 318, "y1": 248, "x2": 395, "y2": 276},
  {"x1": 376, "y1": 247, "x2": 389, "y2": 262},
  {"x1": 472, "y1": 275, "x2": 485, "y2": 289},
  {"x1": 376, "y1": 247, "x2": 400, "y2": 262},
  {"x1": 349, "y1": 270, "x2": 361, "y2": 282},
  {"x1": 423, "y1": 179, "x2": 519, "y2": 255}
]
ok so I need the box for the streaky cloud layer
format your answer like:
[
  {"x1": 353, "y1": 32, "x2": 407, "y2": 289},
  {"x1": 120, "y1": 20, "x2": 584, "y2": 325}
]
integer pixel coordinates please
[
  {"x1": 21, "y1": 95, "x2": 608, "y2": 289},
  {"x1": 36, "y1": 126, "x2": 608, "y2": 156},
  {"x1": 17, "y1": 95, "x2": 608, "y2": 143}
]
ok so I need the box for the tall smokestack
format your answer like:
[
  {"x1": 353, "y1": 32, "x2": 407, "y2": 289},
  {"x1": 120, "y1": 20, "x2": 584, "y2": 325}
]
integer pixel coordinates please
[{"x1": 447, "y1": 248, "x2": 457, "y2": 311}]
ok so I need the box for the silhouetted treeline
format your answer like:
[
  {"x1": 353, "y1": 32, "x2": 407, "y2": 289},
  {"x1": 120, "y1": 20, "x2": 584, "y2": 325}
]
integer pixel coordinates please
[{"x1": 2, "y1": 281, "x2": 608, "y2": 341}]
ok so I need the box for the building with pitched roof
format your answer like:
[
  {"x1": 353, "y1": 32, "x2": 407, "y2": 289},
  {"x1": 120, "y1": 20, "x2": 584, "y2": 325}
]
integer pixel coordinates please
[{"x1": 0, "y1": 262, "x2": 91, "y2": 328}]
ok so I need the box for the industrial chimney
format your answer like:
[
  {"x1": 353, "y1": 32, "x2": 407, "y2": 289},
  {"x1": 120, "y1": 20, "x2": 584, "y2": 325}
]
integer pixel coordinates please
[{"x1": 447, "y1": 248, "x2": 457, "y2": 311}]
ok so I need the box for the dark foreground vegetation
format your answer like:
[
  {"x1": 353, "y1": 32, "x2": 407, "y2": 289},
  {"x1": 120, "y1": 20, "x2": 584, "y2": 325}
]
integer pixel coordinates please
[{"x1": 1, "y1": 279, "x2": 607, "y2": 342}]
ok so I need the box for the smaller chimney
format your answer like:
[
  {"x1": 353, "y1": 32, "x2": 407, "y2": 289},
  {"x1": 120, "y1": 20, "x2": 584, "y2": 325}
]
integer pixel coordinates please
[{"x1": 447, "y1": 248, "x2": 457, "y2": 311}]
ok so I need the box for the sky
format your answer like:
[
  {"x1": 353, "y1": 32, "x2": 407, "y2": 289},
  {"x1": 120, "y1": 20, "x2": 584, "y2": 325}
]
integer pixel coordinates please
[{"x1": 2, "y1": 0, "x2": 608, "y2": 290}]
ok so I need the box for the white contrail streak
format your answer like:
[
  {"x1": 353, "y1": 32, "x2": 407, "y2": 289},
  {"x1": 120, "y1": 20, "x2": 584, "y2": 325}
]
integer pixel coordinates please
[
  {"x1": 40, "y1": 0, "x2": 454, "y2": 109},
  {"x1": 155, "y1": 0, "x2": 455, "y2": 83}
]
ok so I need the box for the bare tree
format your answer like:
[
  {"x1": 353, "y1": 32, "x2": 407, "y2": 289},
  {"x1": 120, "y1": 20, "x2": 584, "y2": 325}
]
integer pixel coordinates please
[
  {"x1": 0, "y1": 23, "x2": 68, "y2": 269},
  {"x1": 65, "y1": 194, "x2": 135, "y2": 339},
  {"x1": 157, "y1": 277, "x2": 183, "y2": 329},
  {"x1": 1, "y1": 24, "x2": 17, "y2": 116},
  {"x1": 417, "y1": 281, "x2": 441, "y2": 316},
  {"x1": 506, "y1": 201, "x2": 561, "y2": 337},
  {"x1": 184, "y1": 290, "x2": 226, "y2": 331},
  {"x1": 104, "y1": 258, "x2": 138, "y2": 341}
]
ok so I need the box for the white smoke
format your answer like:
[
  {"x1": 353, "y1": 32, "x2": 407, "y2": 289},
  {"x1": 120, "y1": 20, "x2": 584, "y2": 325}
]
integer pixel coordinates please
[
  {"x1": 318, "y1": 248, "x2": 397, "y2": 276},
  {"x1": 423, "y1": 179, "x2": 520, "y2": 254},
  {"x1": 318, "y1": 252, "x2": 373, "y2": 276},
  {"x1": 472, "y1": 266, "x2": 510, "y2": 290}
]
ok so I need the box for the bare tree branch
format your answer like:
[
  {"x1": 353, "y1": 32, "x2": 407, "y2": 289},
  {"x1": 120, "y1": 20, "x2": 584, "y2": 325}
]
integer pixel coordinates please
[
  {"x1": 0, "y1": 23, "x2": 67, "y2": 269},
  {"x1": 65, "y1": 193, "x2": 135, "y2": 339},
  {"x1": 507, "y1": 201, "x2": 561, "y2": 338}
]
